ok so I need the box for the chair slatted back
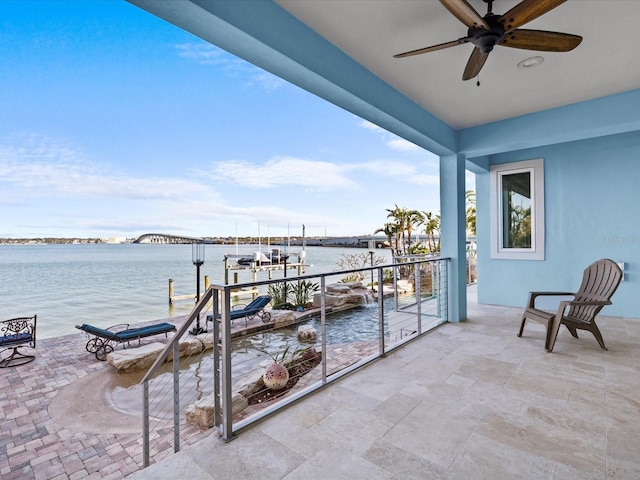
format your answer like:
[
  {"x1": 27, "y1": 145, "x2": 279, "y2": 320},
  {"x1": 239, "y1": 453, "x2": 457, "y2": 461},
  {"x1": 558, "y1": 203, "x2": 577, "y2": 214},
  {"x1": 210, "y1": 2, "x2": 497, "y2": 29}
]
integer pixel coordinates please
[
  {"x1": 246, "y1": 295, "x2": 272, "y2": 311},
  {"x1": 568, "y1": 259, "x2": 622, "y2": 322}
]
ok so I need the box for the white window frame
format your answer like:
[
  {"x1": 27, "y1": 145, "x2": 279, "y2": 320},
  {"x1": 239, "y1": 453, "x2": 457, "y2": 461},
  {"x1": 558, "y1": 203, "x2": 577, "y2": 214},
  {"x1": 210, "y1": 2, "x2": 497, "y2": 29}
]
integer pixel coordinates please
[{"x1": 490, "y1": 158, "x2": 544, "y2": 260}]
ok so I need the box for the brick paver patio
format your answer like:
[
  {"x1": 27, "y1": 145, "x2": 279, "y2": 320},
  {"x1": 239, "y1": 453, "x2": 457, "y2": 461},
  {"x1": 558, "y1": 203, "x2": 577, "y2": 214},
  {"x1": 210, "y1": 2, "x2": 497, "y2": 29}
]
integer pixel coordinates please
[{"x1": 0, "y1": 322, "x2": 215, "y2": 480}]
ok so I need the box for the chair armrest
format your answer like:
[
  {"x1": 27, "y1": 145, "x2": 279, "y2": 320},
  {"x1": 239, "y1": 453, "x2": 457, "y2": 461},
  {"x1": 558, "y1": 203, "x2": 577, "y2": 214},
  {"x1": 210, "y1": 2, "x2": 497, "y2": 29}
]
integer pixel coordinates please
[
  {"x1": 106, "y1": 323, "x2": 130, "y2": 332},
  {"x1": 527, "y1": 291, "x2": 575, "y2": 308},
  {"x1": 231, "y1": 304, "x2": 247, "y2": 311}
]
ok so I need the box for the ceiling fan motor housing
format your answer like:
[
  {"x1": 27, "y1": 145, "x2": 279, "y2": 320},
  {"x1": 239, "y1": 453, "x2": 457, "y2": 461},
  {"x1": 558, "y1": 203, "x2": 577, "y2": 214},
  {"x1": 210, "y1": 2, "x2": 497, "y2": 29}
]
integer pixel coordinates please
[{"x1": 468, "y1": 14, "x2": 505, "y2": 53}]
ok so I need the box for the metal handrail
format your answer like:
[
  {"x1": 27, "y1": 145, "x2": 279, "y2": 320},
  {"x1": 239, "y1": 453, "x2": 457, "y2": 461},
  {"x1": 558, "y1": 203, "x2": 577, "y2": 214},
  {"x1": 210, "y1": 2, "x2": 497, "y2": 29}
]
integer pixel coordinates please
[{"x1": 141, "y1": 257, "x2": 449, "y2": 468}]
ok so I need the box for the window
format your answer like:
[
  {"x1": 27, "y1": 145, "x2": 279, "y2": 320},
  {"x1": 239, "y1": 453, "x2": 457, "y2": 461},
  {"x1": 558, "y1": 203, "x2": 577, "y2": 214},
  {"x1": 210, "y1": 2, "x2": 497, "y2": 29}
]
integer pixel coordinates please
[{"x1": 490, "y1": 159, "x2": 544, "y2": 260}]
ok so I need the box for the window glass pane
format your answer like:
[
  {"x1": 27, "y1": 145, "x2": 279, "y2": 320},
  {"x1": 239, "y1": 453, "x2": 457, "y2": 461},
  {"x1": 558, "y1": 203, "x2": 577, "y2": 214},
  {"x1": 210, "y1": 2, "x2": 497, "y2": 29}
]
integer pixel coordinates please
[{"x1": 501, "y1": 171, "x2": 531, "y2": 248}]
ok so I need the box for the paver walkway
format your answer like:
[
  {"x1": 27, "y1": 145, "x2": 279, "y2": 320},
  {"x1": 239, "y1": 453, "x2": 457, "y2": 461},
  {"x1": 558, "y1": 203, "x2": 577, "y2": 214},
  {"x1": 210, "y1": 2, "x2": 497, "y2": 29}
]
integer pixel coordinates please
[
  {"x1": 1, "y1": 297, "x2": 389, "y2": 480},
  {"x1": 0, "y1": 321, "x2": 215, "y2": 480}
]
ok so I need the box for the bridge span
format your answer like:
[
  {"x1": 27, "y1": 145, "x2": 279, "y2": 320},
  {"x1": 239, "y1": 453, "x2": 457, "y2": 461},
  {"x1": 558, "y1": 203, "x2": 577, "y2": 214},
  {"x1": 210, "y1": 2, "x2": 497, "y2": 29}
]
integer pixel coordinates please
[{"x1": 133, "y1": 233, "x2": 205, "y2": 244}]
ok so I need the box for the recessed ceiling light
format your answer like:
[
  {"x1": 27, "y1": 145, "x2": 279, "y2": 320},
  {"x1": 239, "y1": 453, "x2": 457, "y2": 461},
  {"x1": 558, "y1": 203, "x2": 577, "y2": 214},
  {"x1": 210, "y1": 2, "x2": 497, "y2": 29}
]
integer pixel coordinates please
[{"x1": 517, "y1": 56, "x2": 544, "y2": 69}]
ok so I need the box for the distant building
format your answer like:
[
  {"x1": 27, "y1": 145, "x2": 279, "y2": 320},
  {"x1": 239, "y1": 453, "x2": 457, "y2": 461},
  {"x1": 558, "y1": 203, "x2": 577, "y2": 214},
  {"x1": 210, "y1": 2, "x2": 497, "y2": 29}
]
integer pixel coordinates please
[{"x1": 105, "y1": 237, "x2": 127, "y2": 244}]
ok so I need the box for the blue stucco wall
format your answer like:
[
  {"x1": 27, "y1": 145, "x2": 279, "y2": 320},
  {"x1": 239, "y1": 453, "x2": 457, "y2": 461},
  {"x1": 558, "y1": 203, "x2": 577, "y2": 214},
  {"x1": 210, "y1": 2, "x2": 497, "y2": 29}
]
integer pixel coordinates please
[{"x1": 476, "y1": 130, "x2": 640, "y2": 318}]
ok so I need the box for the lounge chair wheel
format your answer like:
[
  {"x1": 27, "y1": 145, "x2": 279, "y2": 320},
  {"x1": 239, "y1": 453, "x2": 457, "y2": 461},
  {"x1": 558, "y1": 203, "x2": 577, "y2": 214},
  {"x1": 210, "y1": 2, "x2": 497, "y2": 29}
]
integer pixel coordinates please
[
  {"x1": 95, "y1": 344, "x2": 113, "y2": 361},
  {"x1": 261, "y1": 312, "x2": 272, "y2": 323},
  {"x1": 86, "y1": 338, "x2": 102, "y2": 353}
]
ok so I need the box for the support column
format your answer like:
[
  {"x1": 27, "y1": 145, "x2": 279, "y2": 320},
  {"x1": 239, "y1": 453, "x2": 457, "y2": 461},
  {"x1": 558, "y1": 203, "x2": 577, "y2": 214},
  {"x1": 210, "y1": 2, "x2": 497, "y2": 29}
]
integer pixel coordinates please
[{"x1": 440, "y1": 153, "x2": 467, "y2": 322}]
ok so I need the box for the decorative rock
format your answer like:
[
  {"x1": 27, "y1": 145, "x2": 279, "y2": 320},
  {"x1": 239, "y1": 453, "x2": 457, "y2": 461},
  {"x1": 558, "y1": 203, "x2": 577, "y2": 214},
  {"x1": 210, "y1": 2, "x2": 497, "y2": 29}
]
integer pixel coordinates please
[
  {"x1": 185, "y1": 397, "x2": 215, "y2": 428},
  {"x1": 233, "y1": 370, "x2": 265, "y2": 397},
  {"x1": 106, "y1": 342, "x2": 165, "y2": 372},
  {"x1": 186, "y1": 392, "x2": 249, "y2": 428},
  {"x1": 335, "y1": 282, "x2": 363, "y2": 290},
  {"x1": 297, "y1": 325, "x2": 317, "y2": 343},
  {"x1": 263, "y1": 363, "x2": 289, "y2": 390},
  {"x1": 271, "y1": 310, "x2": 296, "y2": 328},
  {"x1": 171, "y1": 334, "x2": 212, "y2": 359},
  {"x1": 326, "y1": 284, "x2": 351, "y2": 294},
  {"x1": 345, "y1": 292, "x2": 373, "y2": 305},
  {"x1": 106, "y1": 333, "x2": 217, "y2": 372},
  {"x1": 396, "y1": 279, "x2": 414, "y2": 292},
  {"x1": 232, "y1": 392, "x2": 249, "y2": 415},
  {"x1": 312, "y1": 293, "x2": 346, "y2": 308}
]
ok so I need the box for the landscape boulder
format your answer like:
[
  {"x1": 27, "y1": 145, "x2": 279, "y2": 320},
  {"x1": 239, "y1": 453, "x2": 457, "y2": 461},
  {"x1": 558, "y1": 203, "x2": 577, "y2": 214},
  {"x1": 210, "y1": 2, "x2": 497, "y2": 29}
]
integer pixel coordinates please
[
  {"x1": 297, "y1": 325, "x2": 317, "y2": 343},
  {"x1": 107, "y1": 342, "x2": 165, "y2": 372}
]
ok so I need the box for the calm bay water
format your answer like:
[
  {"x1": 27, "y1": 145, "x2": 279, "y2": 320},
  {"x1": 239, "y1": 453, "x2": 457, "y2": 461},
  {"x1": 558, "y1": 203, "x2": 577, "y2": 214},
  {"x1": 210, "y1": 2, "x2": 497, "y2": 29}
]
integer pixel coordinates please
[{"x1": 0, "y1": 243, "x2": 391, "y2": 339}]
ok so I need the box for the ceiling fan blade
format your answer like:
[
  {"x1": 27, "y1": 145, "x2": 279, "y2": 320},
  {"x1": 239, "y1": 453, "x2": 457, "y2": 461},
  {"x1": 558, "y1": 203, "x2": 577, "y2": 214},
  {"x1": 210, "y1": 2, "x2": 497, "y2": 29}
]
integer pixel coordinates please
[
  {"x1": 499, "y1": 0, "x2": 567, "y2": 32},
  {"x1": 439, "y1": 0, "x2": 489, "y2": 29},
  {"x1": 394, "y1": 37, "x2": 470, "y2": 58},
  {"x1": 500, "y1": 29, "x2": 582, "y2": 52},
  {"x1": 462, "y1": 48, "x2": 489, "y2": 81}
]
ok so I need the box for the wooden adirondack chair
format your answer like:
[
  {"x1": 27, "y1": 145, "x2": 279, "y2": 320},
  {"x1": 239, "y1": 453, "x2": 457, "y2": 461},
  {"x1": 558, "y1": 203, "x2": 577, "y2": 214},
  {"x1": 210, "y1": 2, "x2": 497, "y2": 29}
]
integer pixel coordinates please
[{"x1": 518, "y1": 259, "x2": 622, "y2": 352}]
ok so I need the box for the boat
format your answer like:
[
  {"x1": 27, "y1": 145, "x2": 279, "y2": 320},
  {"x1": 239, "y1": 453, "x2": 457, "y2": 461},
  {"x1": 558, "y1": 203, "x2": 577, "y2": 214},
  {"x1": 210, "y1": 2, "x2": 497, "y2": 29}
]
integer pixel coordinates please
[{"x1": 237, "y1": 248, "x2": 290, "y2": 266}]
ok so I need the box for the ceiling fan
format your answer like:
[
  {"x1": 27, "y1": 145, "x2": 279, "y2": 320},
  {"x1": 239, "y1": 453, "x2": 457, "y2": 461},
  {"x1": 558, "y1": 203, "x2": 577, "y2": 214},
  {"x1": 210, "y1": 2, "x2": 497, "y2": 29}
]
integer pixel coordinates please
[{"x1": 394, "y1": 0, "x2": 582, "y2": 80}]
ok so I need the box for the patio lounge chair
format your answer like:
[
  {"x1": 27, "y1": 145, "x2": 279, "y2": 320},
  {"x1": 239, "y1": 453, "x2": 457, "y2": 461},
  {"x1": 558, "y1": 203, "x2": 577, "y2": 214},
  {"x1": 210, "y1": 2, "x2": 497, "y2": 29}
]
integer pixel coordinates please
[
  {"x1": 518, "y1": 258, "x2": 622, "y2": 352},
  {"x1": 76, "y1": 322, "x2": 176, "y2": 360},
  {"x1": 0, "y1": 315, "x2": 37, "y2": 368},
  {"x1": 207, "y1": 295, "x2": 272, "y2": 327}
]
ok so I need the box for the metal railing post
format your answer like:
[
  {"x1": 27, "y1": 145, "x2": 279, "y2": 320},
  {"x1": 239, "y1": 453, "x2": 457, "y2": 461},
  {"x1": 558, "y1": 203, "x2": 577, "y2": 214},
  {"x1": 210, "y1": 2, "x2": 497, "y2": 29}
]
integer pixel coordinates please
[
  {"x1": 142, "y1": 381, "x2": 150, "y2": 467},
  {"x1": 378, "y1": 267, "x2": 385, "y2": 356},
  {"x1": 213, "y1": 289, "x2": 221, "y2": 431},
  {"x1": 173, "y1": 341, "x2": 180, "y2": 453},
  {"x1": 416, "y1": 263, "x2": 422, "y2": 335},
  {"x1": 436, "y1": 260, "x2": 442, "y2": 318},
  {"x1": 438, "y1": 261, "x2": 449, "y2": 322},
  {"x1": 392, "y1": 256, "x2": 399, "y2": 311},
  {"x1": 320, "y1": 276, "x2": 327, "y2": 384},
  {"x1": 220, "y1": 288, "x2": 234, "y2": 441},
  {"x1": 431, "y1": 264, "x2": 436, "y2": 298}
]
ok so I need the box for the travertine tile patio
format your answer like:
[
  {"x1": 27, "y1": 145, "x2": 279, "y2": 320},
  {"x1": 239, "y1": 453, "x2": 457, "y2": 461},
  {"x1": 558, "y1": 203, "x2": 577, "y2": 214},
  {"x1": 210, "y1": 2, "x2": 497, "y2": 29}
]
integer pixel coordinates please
[
  {"x1": 3, "y1": 286, "x2": 640, "y2": 479},
  {"x1": 128, "y1": 288, "x2": 640, "y2": 480}
]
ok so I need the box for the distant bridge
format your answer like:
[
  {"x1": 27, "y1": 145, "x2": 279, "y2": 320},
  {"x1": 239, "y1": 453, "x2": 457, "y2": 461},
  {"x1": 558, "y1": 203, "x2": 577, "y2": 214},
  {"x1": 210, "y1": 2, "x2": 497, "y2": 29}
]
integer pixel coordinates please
[{"x1": 133, "y1": 233, "x2": 205, "y2": 244}]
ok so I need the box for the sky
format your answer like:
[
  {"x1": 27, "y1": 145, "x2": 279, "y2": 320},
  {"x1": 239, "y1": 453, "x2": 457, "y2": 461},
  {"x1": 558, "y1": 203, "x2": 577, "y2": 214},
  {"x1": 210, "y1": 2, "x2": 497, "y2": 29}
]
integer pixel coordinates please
[{"x1": 0, "y1": 1, "x2": 471, "y2": 240}]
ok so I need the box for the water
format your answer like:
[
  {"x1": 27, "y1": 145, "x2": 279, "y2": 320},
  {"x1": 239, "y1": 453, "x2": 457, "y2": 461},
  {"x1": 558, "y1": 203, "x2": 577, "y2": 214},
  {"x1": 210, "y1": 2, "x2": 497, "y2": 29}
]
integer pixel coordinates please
[
  {"x1": 0, "y1": 243, "x2": 391, "y2": 339},
  {"x1": 110, "y1": 301, "x2": 389, "y2": 416}
]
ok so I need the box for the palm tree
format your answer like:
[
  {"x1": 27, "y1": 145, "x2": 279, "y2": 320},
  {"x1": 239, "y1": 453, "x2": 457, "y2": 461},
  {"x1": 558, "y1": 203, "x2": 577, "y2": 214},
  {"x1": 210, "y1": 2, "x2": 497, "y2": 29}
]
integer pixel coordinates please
[
  {"x1": 386, "y1": 204, "x2": 409, "y2": 255},
  {"x1": 405, "y1": 209, "x2": 422, "y2": 250},
  {"x1": 374, "y1": 223, "x2": 399, "y2": 254},
  {"x1": 465, "y1": 190, "x2": 476, "y2": 237},
  {"x1": 421, "y1": 210, "x2": 441, "y2": 253},
  {"x1": 508, "y1": 192, "x2": 531, "y2": 248}
]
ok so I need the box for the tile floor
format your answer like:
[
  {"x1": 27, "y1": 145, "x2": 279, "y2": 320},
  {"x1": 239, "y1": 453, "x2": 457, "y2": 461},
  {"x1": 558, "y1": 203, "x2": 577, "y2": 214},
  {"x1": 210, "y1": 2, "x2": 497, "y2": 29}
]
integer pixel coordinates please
[
  {"x1": 128, "y1": 290, "x2": 640, "y2": 480},
  {"x1": 2, "y1": 287, "x2": 639, "y2": 480}
]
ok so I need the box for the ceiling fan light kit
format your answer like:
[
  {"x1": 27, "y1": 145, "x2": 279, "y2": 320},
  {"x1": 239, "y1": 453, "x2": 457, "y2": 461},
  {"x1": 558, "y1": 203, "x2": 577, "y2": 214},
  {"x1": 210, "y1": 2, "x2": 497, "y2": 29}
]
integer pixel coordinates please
[{"x1": 394, "y1": 0, "x2": 582, "y2": 81}]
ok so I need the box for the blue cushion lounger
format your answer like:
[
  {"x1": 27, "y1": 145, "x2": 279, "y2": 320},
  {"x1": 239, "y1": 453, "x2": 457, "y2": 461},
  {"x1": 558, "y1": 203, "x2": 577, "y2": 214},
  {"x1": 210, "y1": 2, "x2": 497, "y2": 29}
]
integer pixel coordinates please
[
  {"x1": 207, "y1": 295, "x2": 272, "y2": 327},
  {"x1": 75, "y1": 322, "x2": 176, "y2": 361}
]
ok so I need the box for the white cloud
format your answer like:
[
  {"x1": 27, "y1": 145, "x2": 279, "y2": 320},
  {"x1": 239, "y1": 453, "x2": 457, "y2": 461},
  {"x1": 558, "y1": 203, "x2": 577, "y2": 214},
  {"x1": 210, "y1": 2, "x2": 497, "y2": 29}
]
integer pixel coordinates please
[
  {"x1": 0, "y1": 134, "x2": 215, "y2": 202},
  {"x1": 174, "y1": 42, "x2": 229, "y2": 63},
  {"x1": 359, "y1": 120, "x2": 384, "y2": 132},
  {"x1": 210, "y1": 156, "x2": 358, "y2": 190},
  {"x1": 344, "y1": 159, "x2": 439, "y2": 186},
  {"x1": 358, "y1": 120, "x2": 421, "y2": 152},
  {"x1": 387, "y1": 138, "x2": 421, "y2": 152},
  {"x1": 174, "y1": 41, "x2": 285, "y2": 91}
]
